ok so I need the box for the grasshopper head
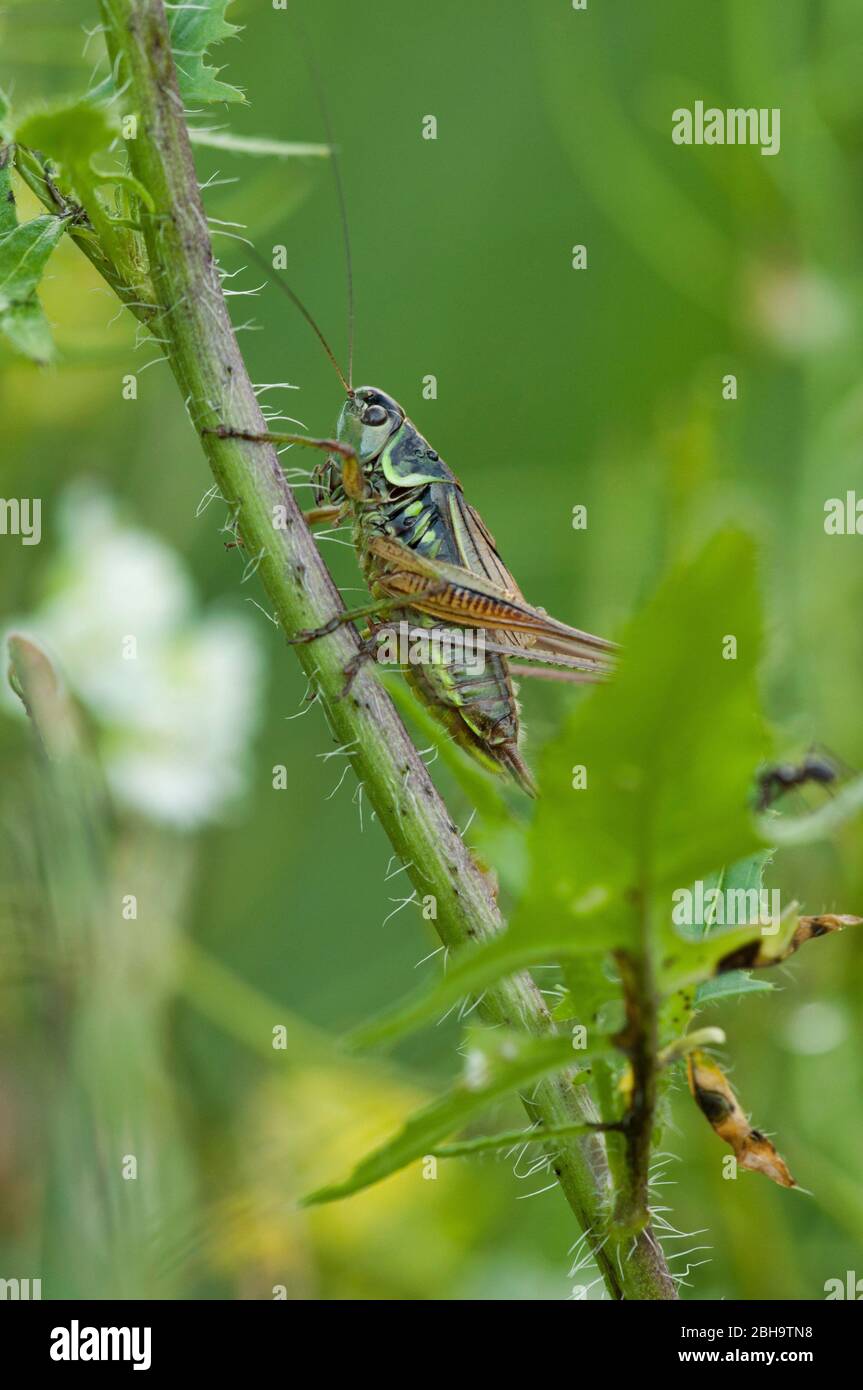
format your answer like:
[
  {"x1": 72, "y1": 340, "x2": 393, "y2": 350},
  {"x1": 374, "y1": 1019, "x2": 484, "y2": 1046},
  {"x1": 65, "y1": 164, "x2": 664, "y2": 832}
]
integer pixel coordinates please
[
  {"x1": 337, "y1": 386, "x2": 403, "y2": 464},
  {"x1": 314, "y1": 388, "x2": 403, "y2": 506}
]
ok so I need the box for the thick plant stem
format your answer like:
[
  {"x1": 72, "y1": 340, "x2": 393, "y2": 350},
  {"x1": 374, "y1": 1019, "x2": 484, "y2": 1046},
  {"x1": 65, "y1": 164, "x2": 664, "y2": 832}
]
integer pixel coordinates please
[
  {"x1": 98, "y1": 0, "x2": 674, "y2": 1300},
  {"x1": 614, "y1": 947, "x2": 660, "y2": 1232}
]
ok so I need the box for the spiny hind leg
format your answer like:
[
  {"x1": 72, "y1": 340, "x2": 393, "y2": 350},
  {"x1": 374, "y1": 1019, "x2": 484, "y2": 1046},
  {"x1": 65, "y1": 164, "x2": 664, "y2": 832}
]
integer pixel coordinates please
[
  {"x1": 204, "y1": 425, "x2": 366, "y2": 500},
  {"x1": 288, "y1": 585, "x2": 446, "y2": 647},
  {"x1": 337, "y1": 619, "x2": 429, "y2": 697},
  {"x1": 338, "y1": 623, "x2": 392, "y2": 697}
]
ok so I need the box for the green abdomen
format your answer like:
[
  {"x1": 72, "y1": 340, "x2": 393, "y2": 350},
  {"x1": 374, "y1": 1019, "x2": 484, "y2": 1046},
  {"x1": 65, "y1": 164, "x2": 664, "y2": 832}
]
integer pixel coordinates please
[{"x1": 398, "y1": 615, "x2": 520, "y2": 759}]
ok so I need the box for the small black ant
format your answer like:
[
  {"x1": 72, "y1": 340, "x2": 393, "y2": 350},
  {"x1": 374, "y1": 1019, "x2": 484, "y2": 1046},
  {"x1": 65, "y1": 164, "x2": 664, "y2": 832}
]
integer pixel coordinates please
[{"x1": 755, "y1": 754, "x2": 837, "y2": 812}]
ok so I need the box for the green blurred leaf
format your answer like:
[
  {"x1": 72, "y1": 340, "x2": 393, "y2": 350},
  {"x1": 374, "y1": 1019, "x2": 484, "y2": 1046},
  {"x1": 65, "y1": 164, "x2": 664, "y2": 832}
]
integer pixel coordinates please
[
  {"x1": 16, "y1": 99, "x2": 118, "y2": 178},
  {"x1": 524, "y1": 530, "x2": 766, "y2": 926},
  {"x1": 187, "y1": 129, "x2": 328, "y2": 158},
  {"x1": 352, "y1": 532, "x2": 769, "y2": 1050},
  {"x1": 348, "y1": 920, "x2": 612, "y2": 1050},
  {"x1": 302, "y1": 1029, "x2": 579, "y2": 1206},
  {"x1": 562, "y1": 952, "x2": 621, "y2": 1033},
  {"x1": 0, "y1": 294, "x2": 55, "y2": 361}
]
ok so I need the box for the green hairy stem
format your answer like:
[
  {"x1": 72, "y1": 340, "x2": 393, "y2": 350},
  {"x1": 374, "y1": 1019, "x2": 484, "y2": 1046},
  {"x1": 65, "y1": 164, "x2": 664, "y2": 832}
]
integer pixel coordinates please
[{"x1": 87, "y1": 0, "x2": 674, "y2": 1299}]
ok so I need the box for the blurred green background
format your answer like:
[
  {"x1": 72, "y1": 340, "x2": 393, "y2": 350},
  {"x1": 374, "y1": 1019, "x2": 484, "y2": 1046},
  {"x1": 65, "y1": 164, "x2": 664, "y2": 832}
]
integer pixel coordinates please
[{"x1": 1, "y1": 0, "x2": 862, "y2": 1299}]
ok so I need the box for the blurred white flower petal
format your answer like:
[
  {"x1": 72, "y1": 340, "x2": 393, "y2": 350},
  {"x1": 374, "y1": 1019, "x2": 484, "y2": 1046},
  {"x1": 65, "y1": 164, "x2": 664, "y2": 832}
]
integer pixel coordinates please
[
  {"x1": 781, "y1": 1000, "x2": 848, "y2": 1056},
  {"x1": 4, "y1": 487, "x2": 264, "y2": 830},
  {"x1": 747, "y1": 262, "x2": 850, "y2": 356}
]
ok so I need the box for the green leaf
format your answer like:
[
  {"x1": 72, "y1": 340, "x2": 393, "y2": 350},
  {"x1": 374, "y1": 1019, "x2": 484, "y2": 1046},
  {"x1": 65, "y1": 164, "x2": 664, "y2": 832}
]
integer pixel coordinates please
[
  {"x1": 168, "y1": 0, "x2": 245, "y2": 106},
  {"x1": 523, "y1": 531, "x2": 766, "y2": 933},
  {"x1": 0, "y1": 153, "x2": 21, "y2": 239},
  {"x1": 0, "y1": 296, "x2": 55, "y2": 362},
  {"x1": 0, "y1": 205, "x2": 69, "y2": 307},
  {"x1": 0, "y1": 152, "x2": 68, "y2": 363},
  {"x1": 561, "y1": 951, "x2": 621, "y2": 1033},
  {"x1": 348, "y1": 927, "x2": 583, "y2": 1050},
  {"x1": 695, "y1": 970, "x2": 774, "y2": 1004},
  {"x1": 15, "y1": 99, "x2": 137, "y2": 283},
  {"x1": 301, "y1": 1029, "x2": 580, "y2": 1205},
  {"x1": 91, "y1": 2, "x2": 244, "y2": 108},
  {"x1": 430, "y1": 1118, "x2": 598, "y2": 1159},
  {"x1": 659, "y1": 848, "x2": 775, "y2": 994},
  {"x1": 351, "y1": 531, "x2": 769, "y2": 1050},
  {"x1": 659, "y1": 917, "x2": 797, "y2": 995}
]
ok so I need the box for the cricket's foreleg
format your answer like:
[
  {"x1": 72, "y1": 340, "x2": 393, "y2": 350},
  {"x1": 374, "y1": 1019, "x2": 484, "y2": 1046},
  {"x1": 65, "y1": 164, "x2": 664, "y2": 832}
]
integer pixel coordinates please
[
  {"x1": 206, "y1": 424, "x2": 343, "y2": 453},
  {"x1": 223, "y1": 503, "x2": 345, "y2": 549},
  {"x1": 204, "y1": 426, "x2": 366, "y2": 500}
]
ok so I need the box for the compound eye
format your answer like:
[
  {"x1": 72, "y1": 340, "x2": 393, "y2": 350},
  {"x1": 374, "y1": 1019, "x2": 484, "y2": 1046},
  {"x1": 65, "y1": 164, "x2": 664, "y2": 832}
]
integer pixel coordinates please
[{"x1": 361, "y1": 403, "x2": 389, "y2": 427}]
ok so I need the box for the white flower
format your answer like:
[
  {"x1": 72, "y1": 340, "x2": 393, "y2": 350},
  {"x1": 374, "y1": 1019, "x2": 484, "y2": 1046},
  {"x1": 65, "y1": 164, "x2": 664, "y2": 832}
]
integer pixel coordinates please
[{"x1": 4, "y1": 486, "x2": 265, "y2": 829}]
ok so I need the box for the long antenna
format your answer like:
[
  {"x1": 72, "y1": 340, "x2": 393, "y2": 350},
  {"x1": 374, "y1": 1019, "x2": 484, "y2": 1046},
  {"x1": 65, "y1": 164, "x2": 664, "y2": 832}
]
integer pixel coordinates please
[
  {"x1": 293, "y1": 9, "x2": 355, "y2": 388},
  {"x1": 245, "y1": 244, "x2": 353, "y2": 396}
]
